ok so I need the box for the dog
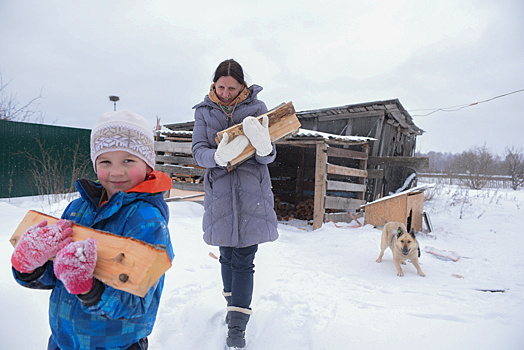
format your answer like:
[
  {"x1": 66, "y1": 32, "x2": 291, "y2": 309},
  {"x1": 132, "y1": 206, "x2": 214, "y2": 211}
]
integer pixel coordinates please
[{"x1": 376, "y1": 222, "x2": 425, "y2": 277}]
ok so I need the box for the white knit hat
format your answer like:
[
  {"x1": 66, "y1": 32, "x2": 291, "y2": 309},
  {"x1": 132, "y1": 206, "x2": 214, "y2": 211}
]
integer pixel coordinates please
[{"x1": 90, "y1": 110, "x2": 155, "y2": 171}]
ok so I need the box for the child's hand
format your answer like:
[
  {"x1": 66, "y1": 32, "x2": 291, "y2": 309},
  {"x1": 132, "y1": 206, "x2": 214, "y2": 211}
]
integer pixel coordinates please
[
  {"x1": 11, "y1": 219, "x2": 74, "y2": 273},
  {"x1": 54, "y1": 238, "x2": 98, "y2": 295}
]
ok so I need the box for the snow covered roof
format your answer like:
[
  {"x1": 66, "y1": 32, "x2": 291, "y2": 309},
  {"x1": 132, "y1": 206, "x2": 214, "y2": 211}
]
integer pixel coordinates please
[
  {"x1": 157, "y1": 127, "x2": 375, "y2": 143},
  {"x1": 292, "y1": 128, "x2": 376, "y2": 142},
  {"x1": 359, "y1": 184, "x2": 435, "y2": 208}
]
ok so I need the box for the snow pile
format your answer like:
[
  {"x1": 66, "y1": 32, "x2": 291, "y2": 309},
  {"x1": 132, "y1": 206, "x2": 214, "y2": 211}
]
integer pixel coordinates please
[{"x1": 1, "y1": 184, "x2": 523, "y2": 349}]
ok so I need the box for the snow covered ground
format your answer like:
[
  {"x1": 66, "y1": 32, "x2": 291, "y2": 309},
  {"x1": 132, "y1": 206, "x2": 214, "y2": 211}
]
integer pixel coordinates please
[{"x1": 1, "y1": 183, "x2": 523, "y2": 349}]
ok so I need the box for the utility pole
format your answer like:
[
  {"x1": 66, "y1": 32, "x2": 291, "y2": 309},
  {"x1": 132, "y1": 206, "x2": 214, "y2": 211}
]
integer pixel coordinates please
[{"x1": 109, "y1": 96, "x2": 120, "y2": 111}]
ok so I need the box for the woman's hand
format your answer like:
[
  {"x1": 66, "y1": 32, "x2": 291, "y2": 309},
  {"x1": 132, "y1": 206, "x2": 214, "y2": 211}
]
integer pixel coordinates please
[
  {"x1": 214, "y1": 133, "x2": 250, "y2": 166},
  {"x1": 242, "y1": 116, "x2": 272, "y2": 156}
]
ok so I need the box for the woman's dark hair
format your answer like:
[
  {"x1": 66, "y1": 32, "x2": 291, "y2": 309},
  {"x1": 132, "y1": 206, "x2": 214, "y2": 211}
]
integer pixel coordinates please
[{"x1": 213, "y1": 59, "x2": 247, "y2": 86}]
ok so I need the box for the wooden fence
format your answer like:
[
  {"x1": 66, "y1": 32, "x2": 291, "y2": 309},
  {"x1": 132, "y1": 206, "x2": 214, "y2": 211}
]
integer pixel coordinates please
[{"x1": 418, "y1": 173, "x2": 516, "y2": 189}]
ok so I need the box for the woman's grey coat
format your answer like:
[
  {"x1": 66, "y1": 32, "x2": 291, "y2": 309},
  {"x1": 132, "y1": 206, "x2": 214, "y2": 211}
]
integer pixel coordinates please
[{"x1": 192, "y1": 84, "x2": 279, "y2": 248}]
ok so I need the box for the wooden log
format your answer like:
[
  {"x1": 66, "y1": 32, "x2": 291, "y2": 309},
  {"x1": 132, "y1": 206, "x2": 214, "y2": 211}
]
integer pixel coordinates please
[
  {"x1": 215, "y1": 102, "x2": 301, "y2": 171},
  {"x1": 10, "y1": 211, "x2": 172, "y2": 298}
]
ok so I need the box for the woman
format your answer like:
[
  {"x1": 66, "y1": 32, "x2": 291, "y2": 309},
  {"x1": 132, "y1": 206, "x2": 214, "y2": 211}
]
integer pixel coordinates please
[{"x1": 192, "y1": 59, "x2": 279, "y2": 349}]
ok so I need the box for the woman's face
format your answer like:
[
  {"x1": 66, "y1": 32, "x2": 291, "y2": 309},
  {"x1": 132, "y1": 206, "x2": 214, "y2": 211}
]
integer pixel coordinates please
[{"x1": 215, "y1": 76, "x2": 244, "y2": 104}]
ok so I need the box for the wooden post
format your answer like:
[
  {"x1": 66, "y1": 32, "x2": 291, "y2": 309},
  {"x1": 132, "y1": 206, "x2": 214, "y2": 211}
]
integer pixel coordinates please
[{"x1": 313, "y1": 143, "x2": 327, "y2": 230}]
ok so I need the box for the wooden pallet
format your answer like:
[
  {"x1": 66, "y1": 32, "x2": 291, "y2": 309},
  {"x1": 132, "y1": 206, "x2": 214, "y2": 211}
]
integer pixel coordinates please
[
  {"x1": 215, "y1": 101, "x2": 301, "y2": 171},
  {"x1": 10, "y1": 210, "x2": 172, "y2": 297}
]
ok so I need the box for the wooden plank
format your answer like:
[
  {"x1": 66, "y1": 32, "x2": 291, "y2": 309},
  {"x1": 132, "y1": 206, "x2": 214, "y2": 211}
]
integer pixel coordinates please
[
  {"x1": 154, "y1": 141, "x2": 193, "y2": 155},
  {"x1": 295, "y1": 147, "x2": 305, "y2": 205},
  {"x1": 171, "y1": 182, "x2": 205, "y2": 192},
  {"x1": 155, "y1": 165, "x2": 205, "y2": 177},
  {"x1": 367, "y1": 169, "x2": 384, "y2": 179},
  {"x1": 214, "y1": 102, "x2": 301, "y2": 171},
  {"x1": 327, "y1": 147, "x2": 368, "y2": 160},
  {"x1": 367, "y1": 156, "x2": 429, "y2": 170},
  {"x1": 327, "y1": 163, "x2": 368, "y2": 178},
  {"x1": 10, "y1": 211, "x2": 171, "y2": 298},
  {"x1": 327, "y1": 180, "x2": 366, "y2": 193},
  {"x1": 317, "y1": 110, "x2": 384, "y2": 121},
  {"x1": 156, "y1": 154, "x2": 198, "y2": 166},
  {"x1": 313, "y1": 143, "x2": 327, "y2": 230},
  {"x1": 325, "y1": 196, "x2": 366, "y2": 210}
]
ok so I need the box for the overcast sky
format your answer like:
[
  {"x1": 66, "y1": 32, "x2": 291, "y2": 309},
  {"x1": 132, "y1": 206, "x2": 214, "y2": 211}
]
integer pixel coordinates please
[{"x1": 1, "y1": 0, "x2": 523, "y2": 155}]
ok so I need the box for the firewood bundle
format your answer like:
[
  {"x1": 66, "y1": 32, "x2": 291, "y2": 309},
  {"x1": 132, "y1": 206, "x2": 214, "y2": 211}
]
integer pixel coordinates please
[{"x1": 274, "y1": 196, "x2": 314, "y2": 221}]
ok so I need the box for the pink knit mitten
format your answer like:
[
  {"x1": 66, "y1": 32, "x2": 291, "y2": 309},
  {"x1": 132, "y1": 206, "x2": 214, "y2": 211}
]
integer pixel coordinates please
[
  {"x1": 54, "y1": 238, "x2": 97, "y2": 294},
  {"x1": 11, "y1": 219, "x2": 74, "y2": 273}
]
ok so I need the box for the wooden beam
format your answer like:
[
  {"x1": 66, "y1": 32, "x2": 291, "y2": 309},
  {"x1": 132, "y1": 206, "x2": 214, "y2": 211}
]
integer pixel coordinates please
[
  {"x1": 171, "y1": 182, "x2": 205, "y2": 192},
  {"x1": 154, "y1": 141, "x2": 192, "y2": 155},
  {"x1": 367, "y1": 156, "x2": 429, "y2": 170},
  {"x1": 10, "y1": 211, "x2": 171, "y2": 298},
  {"x1": 327, "y1": 180, "x2": 366, "y2": 193},
  {"x1": 327, "y1": 163, "x2": 368, "y2": 178},
  {"x1": 367, "y1": 169, "x2": 384, "y2": 179},
  {"x1": 155, "y1": 154, "x2": 198, "y2": 166},
  {"x1": 313, "y1": 143, "x2": 327, "y2": 230},
  {"x1": 317, "y1": 110, "x2": 385, "y2": 121},
  {"x1": 327, "y1": 147, "x2": 368, "y2": 160},
  {"x1": 155, "y1": 165, "x2": 205, "y2": 177},
  {"x1": 295, "y1": 147, "x2": 305, "y2": 205},
  {"x1": 324, "y1": 196, "x2": 366, "y2": 210}
]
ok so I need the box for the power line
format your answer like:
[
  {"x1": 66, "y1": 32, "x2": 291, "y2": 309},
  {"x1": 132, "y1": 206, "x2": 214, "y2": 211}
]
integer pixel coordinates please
[{"x1": 411, "y1": 88, "x2": 524, "y2": 117}]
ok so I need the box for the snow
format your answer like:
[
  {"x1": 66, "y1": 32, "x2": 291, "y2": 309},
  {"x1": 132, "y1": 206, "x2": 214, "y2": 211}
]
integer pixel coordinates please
[{"x1": 1, "y1": 183, "x2": 524, "y2": 349}]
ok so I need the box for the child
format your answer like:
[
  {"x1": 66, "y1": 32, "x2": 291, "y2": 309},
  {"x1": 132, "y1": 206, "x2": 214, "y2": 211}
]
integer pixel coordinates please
[{"x1": 11, "y1": 110, "x2": 174, "y2": 350}]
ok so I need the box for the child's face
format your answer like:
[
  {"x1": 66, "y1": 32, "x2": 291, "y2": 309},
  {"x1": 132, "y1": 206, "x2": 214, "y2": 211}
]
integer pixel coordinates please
[{"x1": 95, "y1": 151, "x2": 151, "y2": 199}]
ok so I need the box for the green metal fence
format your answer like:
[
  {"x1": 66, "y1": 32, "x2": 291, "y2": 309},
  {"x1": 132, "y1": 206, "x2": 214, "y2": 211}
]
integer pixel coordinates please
[{"x1": 0, "y1": 119, "x2": 96, "y2": 198}]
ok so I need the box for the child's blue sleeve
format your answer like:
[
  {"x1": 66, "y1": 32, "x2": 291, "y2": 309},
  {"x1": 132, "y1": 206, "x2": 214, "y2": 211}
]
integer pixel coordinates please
[{"x1": 12, "y1": 261, "x2": 57, "y2": 289}]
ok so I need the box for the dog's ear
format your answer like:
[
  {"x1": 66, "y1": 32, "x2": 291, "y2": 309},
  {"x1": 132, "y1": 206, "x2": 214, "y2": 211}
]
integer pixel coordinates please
[
  {"x1": 409, "y1": 228, "x2": 416, "y2": 238},
  {"x1": 397, "y1": 227, "x2": 404, "y2": 238}
]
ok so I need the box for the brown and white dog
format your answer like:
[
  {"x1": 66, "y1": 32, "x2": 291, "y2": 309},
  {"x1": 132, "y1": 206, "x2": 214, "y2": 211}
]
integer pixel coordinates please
[{"x1": 376, "y1": 222, "x2": 425, "y2": 277}]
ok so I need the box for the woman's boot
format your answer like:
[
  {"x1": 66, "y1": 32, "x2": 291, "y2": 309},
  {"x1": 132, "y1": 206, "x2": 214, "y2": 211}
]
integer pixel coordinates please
[{"x1": 226, "y1": 306, "x2": 252, "y2": 349}]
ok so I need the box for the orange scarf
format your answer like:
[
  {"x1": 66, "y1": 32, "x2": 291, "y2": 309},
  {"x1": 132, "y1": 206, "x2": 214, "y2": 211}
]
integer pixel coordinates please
[
  {"x1": 128, "y1": 170, "x2": 172, "y2": 194},
  {"x1": 99, "y1": 170, "x2": 172, "y2": 207},
  {"x1": 208, "y1": 83, "x2": 250, "y2": 107}
]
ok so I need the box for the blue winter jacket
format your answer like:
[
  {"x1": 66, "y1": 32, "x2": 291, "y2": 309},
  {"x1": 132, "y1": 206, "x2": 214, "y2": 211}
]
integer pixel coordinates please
[
  {"x1": 13, "y1": 178, "x2": 174, "y2": 350},
  {"x1": 192, "y1": 84, "x2": 279, "y2": 248}
]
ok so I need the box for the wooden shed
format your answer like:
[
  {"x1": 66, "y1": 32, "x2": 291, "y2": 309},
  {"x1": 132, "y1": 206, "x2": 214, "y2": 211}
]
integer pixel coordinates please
[
  {"x1": 296, "y1": 99, "x2": 428, "y2": 202},
  {"x1": 154, "y1": 127, "x2": 374, "y2": 230}
]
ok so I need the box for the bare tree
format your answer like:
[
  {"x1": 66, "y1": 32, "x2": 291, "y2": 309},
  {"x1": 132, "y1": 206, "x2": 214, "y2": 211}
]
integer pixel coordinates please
[
  {"x1": 0, "y1": 70, "x2": 44, "y2": 122},
  {"x1": 450, "y1": 144, "x2": 498, "y2": 189},
  {"x1": 17, "y1": 138, "x2": 92, "y2": 204},
  {"x1": 502, "y1": 146, "x2": 524, "y2": 190}
]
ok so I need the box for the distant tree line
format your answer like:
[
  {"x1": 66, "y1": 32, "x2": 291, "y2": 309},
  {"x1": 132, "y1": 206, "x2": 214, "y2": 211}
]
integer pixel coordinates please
[{"x1": 416, "y1": 145, "x2": 524, "y2": 190}]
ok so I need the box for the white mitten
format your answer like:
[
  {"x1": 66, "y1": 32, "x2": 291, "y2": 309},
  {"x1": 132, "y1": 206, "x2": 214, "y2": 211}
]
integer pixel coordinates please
[
  {"x1": 214, "y1": 133, "x2": 250, "y2": 167},
  {"x1": 243, "y1": 116, "x2": 272, "y2": 156}
]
